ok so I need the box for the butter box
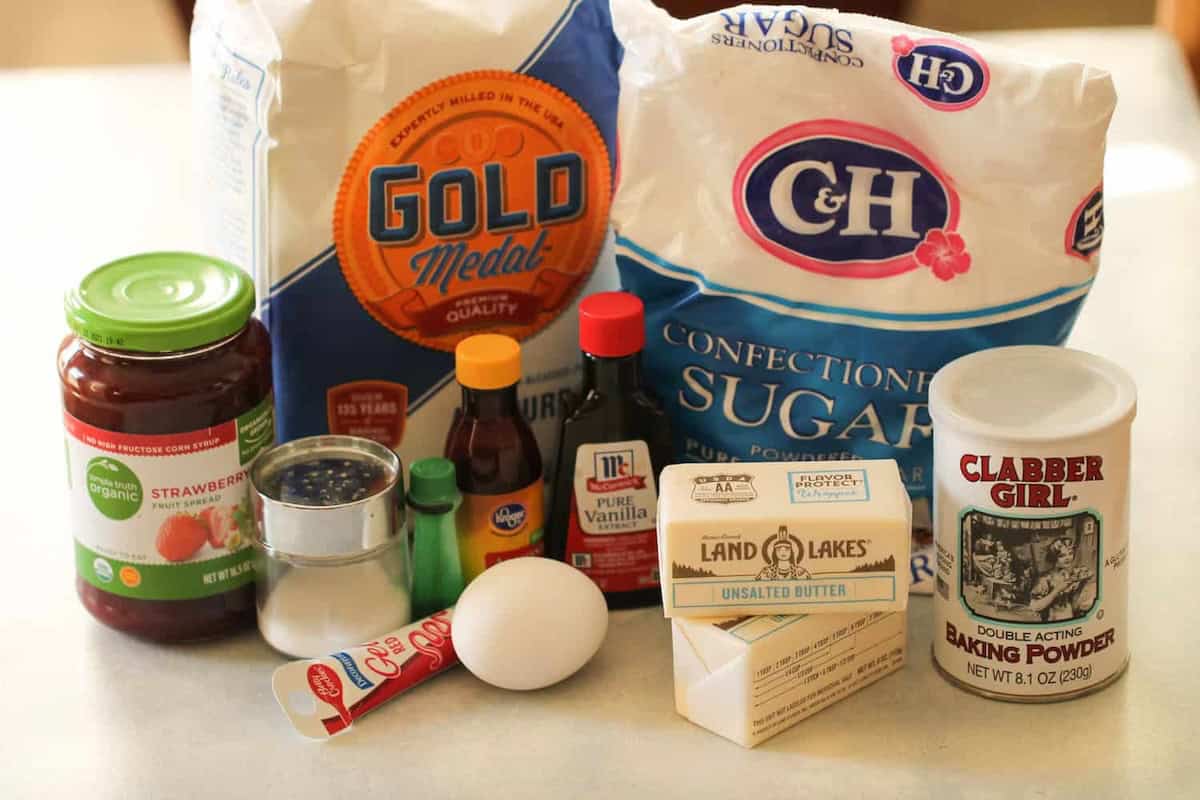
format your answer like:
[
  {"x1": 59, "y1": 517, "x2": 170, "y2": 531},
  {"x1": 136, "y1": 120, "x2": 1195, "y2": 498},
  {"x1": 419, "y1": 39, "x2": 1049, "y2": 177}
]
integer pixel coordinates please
[
  {"x1": 672, "y1": 612, "x2": 907, "y2": 748},
  {"x1": 657, "y1": 460, "x2": 911, "y2": 618}
]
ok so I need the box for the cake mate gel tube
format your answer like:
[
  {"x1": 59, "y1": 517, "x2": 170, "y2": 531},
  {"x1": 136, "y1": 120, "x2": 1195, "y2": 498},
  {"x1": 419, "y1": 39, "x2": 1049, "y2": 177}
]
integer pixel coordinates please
[{"x1": 271, "y1": 609, "x2": 456, "y2": 739}]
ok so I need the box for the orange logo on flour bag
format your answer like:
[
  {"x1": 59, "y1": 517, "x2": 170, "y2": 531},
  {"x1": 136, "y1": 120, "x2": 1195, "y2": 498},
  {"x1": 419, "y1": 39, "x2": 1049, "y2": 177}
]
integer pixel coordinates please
[{"x1": 335, "y1": 71, "x2": 612, "y2": 351}]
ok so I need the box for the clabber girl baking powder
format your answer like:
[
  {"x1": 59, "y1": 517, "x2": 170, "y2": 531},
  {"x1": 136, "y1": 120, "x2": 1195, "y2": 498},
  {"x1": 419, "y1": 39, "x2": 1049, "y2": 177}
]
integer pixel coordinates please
[{"x1": 929, "y1": 346, "x2": 1136, "y2": 701}]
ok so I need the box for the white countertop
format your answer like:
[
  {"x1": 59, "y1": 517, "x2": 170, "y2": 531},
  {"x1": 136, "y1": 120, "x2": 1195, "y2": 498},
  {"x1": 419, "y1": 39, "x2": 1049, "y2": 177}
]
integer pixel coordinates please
[{"x1": 2, "y1": 26, "x2": 1198, "y2": 799}]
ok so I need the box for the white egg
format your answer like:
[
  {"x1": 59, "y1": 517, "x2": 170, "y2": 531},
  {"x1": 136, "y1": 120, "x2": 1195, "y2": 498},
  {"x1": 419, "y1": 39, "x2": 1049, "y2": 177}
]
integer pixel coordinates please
[{"x1": 453, "y1": 557, "x2": 609, "y2": 691}]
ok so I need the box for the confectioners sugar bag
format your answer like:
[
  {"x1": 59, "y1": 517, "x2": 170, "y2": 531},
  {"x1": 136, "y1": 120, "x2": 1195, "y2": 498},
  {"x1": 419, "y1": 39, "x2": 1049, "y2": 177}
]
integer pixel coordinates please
[
  {"x1": 191, "y1": 0, "x2": 621, "y2": 478},
  {"x1": 609, "y1": 0, "x2": 1115, "y2": 592}
]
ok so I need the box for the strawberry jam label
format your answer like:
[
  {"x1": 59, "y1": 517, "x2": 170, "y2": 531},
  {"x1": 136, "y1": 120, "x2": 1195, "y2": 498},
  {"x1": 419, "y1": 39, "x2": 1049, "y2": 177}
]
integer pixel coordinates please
[
  {"x1": 334, "y1": 70, "x2": 611, "y2": 352},
  {"x1": 566, "y1": 440, "x2": 660, "y2": 593},
  {"x1": 63, "y1": 396, "x2": 274, "y2": 600}
]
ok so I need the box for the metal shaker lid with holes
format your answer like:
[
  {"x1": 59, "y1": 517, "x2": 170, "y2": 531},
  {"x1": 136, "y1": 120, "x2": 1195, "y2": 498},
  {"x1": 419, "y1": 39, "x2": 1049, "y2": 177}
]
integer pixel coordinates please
[{"x1": 249, "y1": 435, "x2": 405, "y2": 561}]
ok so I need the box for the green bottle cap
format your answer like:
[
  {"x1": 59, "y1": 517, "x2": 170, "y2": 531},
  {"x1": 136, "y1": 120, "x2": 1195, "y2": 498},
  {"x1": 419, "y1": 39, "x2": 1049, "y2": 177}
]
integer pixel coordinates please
[
  {"x1": 408, "y1": 458, "x2": 460, "y2": 513},
  {"x1": 65, "y1": 252, "x2": 255, "y2": 353}
]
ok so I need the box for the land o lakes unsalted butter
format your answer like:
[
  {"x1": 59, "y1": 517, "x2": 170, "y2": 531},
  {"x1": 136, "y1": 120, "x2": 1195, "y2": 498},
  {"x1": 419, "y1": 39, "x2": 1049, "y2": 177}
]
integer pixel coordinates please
[
  {"x1": 657, "y1": 460, "x2": 910, "y2": 617},
  {"x1": 672, "y1": 612, "x2": 907, "y2": 748}
]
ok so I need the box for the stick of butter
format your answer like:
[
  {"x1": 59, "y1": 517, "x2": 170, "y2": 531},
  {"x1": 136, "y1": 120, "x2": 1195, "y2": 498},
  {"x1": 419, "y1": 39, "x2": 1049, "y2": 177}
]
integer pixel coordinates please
[
  {"x1": 672, "y1": 612, "x2": 907, "y2": 748},
  {"x1": 657, "y1": 460, "x2": 911, "y2": 617}
]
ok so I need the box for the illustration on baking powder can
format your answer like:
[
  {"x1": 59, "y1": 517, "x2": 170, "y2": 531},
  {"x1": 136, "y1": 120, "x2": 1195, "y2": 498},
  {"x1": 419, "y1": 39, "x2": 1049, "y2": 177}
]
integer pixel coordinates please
[{"x1": 928, "y1": 346, "x2": 1136, "y2": 701}]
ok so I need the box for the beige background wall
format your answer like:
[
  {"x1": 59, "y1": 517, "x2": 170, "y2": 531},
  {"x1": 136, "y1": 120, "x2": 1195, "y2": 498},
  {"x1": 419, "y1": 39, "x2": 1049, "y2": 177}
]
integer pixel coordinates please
[
  {"x1": 0, "y1": 0, "x2": 1159, "y2": 69},
  {"x1": 0, "y1": 0, "x2": 186, "y2": 68},
  {"x1": 909, "y1": 0, "x2": 1155, "y2": 31}
]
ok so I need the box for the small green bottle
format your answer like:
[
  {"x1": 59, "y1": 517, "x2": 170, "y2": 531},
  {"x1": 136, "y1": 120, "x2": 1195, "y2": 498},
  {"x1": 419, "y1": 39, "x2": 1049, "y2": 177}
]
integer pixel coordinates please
[{"x1": 408, "y1": 458, "x2": 466, "y2": 618}]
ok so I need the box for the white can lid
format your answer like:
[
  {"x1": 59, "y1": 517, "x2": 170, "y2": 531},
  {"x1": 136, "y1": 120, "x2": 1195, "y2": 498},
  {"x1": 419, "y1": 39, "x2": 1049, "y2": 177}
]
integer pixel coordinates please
[{"x1": 929, "y1": 346, "x2": 1137, "y2": 443}]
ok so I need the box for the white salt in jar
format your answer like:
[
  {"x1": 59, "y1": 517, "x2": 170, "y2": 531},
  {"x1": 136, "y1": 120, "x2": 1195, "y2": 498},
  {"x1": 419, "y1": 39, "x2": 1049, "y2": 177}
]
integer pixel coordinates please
[
  {"x1": 929, "y1": 346, "x2": 1136, "y2": 702},
  {"x1": 249, "y1": 435, "x2": 412, "y2": 658}
]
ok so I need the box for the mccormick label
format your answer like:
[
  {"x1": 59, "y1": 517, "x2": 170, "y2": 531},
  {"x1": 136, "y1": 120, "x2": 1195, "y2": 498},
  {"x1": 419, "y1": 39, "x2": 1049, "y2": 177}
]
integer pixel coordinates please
[
  {"x1": 456, "y1": 481, "x2": 546, "y2": 582},
  {"x1": 932, "y1": 437, "x2": 1131, "y2": 699},
  {"x1": 63, "y1": 396, "x2": 274, "y2": 600},
  {"x1": 565, "y1": 441, "x2": 660, "y2": 593}
]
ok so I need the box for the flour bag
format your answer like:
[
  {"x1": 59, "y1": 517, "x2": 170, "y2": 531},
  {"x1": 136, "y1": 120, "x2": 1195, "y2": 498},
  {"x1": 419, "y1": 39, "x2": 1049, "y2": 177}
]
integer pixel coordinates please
[
  {"x1": 191, "y1": 0, "x2": 621, "y2": 478},
  {"x1": 610, "y1": 1, "x2": 1115, "y2": 591}
]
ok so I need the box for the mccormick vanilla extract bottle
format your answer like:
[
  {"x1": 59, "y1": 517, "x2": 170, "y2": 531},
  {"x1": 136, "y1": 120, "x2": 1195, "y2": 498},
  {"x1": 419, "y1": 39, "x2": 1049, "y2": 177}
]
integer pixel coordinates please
[{"x1": 548, "y1": 292, "x2": 673, "y2": 608}]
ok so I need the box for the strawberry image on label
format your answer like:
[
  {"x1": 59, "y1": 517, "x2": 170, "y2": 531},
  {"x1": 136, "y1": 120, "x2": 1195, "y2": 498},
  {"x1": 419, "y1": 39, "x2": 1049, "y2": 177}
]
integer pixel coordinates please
[
  {"x1": 198, "y1": 503, "x2": 251, "y2": 550},
  {"x1": 156, "y1": 514, "x2": 210, "y2": 563}
]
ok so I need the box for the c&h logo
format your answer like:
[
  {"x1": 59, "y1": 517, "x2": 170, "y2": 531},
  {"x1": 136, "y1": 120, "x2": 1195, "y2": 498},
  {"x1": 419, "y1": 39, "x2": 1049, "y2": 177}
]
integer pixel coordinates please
[
  {"x1": 733, "y1": 119, "x2": 970, "y2": 281},
  {"x1": 891, "y1": 35, "x2": 990, "y2": 111},
  {"x1": 1065, "y1": 185, "x2": 1103, "y2": 261}
]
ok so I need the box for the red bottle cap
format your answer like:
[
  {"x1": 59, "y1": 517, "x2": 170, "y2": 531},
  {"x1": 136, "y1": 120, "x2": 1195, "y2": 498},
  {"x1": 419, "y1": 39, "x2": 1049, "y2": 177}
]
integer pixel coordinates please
[{"x1": 579, "y1": 292, "x2": 645, "y2": 357}]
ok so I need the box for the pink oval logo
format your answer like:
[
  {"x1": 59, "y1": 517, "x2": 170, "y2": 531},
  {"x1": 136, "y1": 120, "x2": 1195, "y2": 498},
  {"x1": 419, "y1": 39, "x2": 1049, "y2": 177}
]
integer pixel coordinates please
[
  {"x1": 1064, "y1": 184, "x2": 1103, "y2": 261},
  {"x1": 733, "y1": 120, "x2": 969, "y2": 281},
  {"x1": 891, "y1": 36, "x2": 991, "y2": 111}
]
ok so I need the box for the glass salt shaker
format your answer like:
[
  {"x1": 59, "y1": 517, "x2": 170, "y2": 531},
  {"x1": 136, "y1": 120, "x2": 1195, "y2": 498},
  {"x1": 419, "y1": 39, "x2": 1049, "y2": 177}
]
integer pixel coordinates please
[{"x1": 249, "y1": 435, "x2": 411, "y2": 658}]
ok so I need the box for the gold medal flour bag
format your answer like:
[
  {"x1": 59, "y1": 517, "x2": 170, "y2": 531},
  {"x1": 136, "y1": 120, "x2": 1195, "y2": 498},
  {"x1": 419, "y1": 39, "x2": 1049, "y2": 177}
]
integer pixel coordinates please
[
  {"x1": 609, "y1": 1, "x2": 1115, "y2": 591},
  {"x1": 191, "y1": 0, "x2": 621, "y2": 481}
]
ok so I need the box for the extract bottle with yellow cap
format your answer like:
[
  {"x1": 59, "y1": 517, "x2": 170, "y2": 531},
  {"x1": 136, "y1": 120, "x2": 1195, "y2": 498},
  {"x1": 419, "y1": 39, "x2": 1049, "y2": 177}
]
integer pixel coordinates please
[{"x1": 444, "y1": 334, "x2": 545, "y2": 581}]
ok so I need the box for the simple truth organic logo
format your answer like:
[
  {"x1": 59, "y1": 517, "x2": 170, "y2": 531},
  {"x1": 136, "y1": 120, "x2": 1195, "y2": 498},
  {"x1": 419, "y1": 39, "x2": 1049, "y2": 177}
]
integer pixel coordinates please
[{"x1": 86, "y1": 457, "x2": 142, "y2": 520}]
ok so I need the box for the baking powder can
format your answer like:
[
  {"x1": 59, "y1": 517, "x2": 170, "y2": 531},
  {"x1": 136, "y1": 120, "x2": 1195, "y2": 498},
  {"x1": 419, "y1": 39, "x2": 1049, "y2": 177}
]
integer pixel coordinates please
[{"x1": 929, "y1": 346, "x2": 1136, "y2": 701}]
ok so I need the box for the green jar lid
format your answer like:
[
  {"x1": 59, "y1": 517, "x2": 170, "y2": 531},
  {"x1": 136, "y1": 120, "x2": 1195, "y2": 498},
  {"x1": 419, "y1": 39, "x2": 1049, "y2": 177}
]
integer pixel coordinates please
[
  {"x1": 408, "y1": 458, "x2": 460, "y2": 513},
  {"x1": 65, "y1": 252, "x2": 255, "y2": 353}
]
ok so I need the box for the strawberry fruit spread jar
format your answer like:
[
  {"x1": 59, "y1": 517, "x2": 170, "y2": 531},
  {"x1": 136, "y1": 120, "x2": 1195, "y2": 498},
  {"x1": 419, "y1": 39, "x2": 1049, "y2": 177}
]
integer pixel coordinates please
[{"x1": 59, "y1": 253, "x2": 273, "y2": 641}]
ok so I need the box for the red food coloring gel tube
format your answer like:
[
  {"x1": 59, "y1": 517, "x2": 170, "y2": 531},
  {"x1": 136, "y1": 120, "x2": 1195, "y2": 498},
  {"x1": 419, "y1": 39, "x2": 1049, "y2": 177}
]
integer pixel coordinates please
[{"x1": 272, "y1": 609, "x2": 458, "y2": 739}]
